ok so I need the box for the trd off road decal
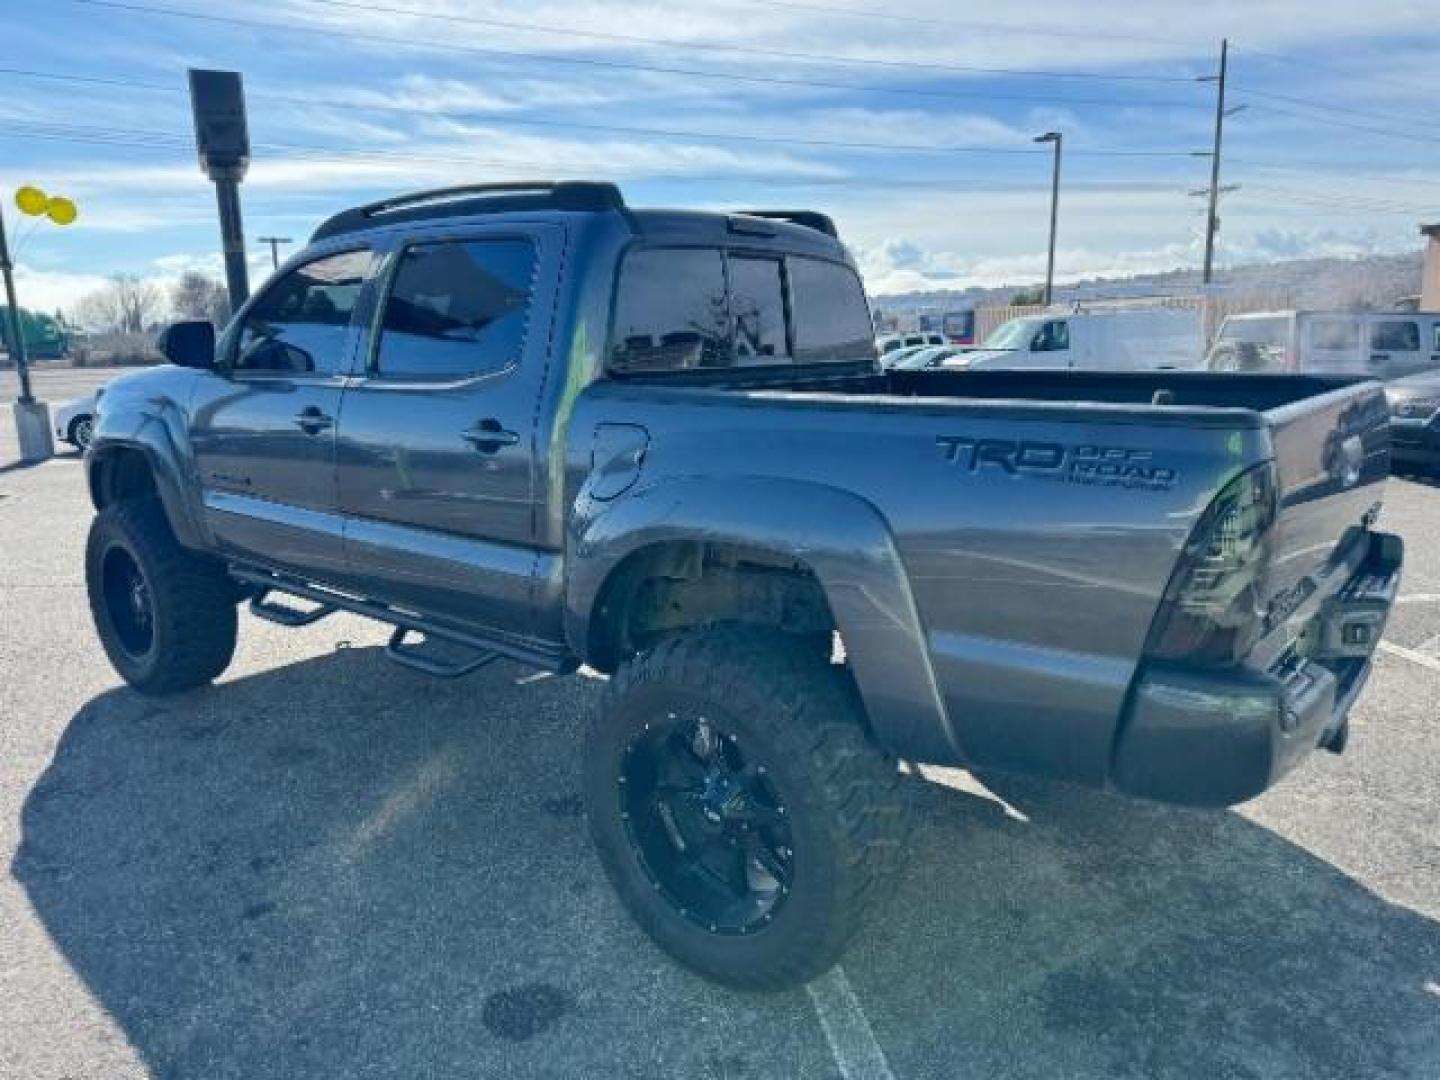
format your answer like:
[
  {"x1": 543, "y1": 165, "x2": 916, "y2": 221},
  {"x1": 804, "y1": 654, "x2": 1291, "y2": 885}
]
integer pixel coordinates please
[{"x1": 935, "y1": 435, "x2": 1178, "y2": 491}]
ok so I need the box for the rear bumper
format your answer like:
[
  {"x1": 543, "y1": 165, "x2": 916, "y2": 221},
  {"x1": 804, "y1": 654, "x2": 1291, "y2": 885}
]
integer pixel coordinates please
[
  {"x1": 1112, "y1": 530, "x2": 1403, "y2": 807},
  {"x1": 1390, "y1": 417, "x2": 1440, "y2": 467}
]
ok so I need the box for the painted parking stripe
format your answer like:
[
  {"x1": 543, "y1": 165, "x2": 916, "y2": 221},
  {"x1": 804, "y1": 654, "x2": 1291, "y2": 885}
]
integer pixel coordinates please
[
  {"x1": 1396, "y1": 593, "x2": 1440, "y2": 604},
  {"x1": 806, "y1": 966, "x2": 896, "y2": 1080},
  {"x1": 1379, "y1": 640, "x2": 1440, "y2": 674}
]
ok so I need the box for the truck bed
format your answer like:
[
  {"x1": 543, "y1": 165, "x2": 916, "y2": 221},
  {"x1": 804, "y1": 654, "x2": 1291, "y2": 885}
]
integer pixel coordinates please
[{"x1": 579, "y1": 367, "x2": 1392, "y2": 789}]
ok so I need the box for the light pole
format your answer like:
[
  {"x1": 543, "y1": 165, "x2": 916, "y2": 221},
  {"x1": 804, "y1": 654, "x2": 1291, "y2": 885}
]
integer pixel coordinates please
[
  {"x1": 1034, "y1": 132, "x2": 1062, "y2": 306},
  {"x1": 257, "y1": 235, "x2": 292, "y2": 270}
]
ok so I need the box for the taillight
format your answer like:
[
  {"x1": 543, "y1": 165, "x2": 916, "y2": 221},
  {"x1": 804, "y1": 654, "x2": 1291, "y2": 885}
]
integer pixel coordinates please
[{"x1": 1144, "y1": 463, "x2": 1278, "y2": 665}]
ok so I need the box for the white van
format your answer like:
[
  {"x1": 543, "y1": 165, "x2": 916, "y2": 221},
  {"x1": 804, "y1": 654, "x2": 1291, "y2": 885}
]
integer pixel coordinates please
[
  {"x1": 1206, "y1": 310, "x2": 1440, "y2": 379},
  {"x1": 950, "y1": 307, "x2": 1203, "y2": 372}
]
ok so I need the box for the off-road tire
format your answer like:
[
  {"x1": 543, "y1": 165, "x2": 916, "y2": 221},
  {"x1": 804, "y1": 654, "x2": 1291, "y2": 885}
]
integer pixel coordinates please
[
  {"x1": 86, "y1": 498, "x2": 237, "y2": 695},
  {"x1": 583, "y1": 625, "x2": 910, "y2": 990}
]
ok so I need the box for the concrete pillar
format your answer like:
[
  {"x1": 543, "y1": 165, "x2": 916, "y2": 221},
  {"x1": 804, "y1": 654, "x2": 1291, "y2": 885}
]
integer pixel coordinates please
[{"x1": 13, "y1": 398, "x2": 55, "y2": 463}]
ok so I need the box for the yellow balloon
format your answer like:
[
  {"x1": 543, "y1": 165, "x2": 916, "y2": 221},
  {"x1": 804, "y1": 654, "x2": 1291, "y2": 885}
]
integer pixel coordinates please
[
  {"x1": 15, "y1": 185, "x2": 49, "y2": 216},
  {"x1": 46, "y1": 196, "x2": 78, "y2": 226}
]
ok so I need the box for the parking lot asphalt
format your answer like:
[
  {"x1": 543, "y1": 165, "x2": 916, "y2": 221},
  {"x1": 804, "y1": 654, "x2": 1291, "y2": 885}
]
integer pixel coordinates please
[
  {"x1": 0, "y1": 366, "x2": 119, "y2": 410},
  {"x1": 1, "y1": 417, "x2": 1438, "y2": 1078}
]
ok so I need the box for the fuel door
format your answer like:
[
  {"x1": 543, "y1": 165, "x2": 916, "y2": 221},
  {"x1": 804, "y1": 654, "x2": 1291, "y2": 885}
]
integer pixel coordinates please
[{"x1": 590, "y1": 423, "x2": 650, "y2": 500}]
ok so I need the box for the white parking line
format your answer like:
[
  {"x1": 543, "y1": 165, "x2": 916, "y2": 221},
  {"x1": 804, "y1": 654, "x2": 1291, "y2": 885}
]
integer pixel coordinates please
[
  {"x1": 1396, "y1": 593, "x2": 1440, "y2": 604},
  {"x1": 807, "y1": 966, "x2": 896, "y2": 1080},
  {"x1": 1379, "y1": 640, "x2": 1440, "y2": 674}
]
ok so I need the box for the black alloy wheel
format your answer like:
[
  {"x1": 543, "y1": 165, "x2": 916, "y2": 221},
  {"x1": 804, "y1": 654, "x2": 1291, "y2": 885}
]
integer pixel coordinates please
[{"x1": 620, "y1": 711, "x2": 794, "y2": 936}]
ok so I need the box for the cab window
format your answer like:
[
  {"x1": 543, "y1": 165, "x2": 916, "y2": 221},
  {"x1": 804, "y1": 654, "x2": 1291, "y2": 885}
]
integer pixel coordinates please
[
  {"x1": 1370, "y1": 320, "x2": 1420, "y2": 353},
  {"x1": 374, "y1": 239, "x2": 536, "y2": 381},
  {"x1": 235, "y1": 249, "x2": 370, "y2": 375},
  {"x1": 609, "y1": 249, "x2": 729, "y2": 372},
  {"x1": 1032, "y1": 320, "x2": 1070, "y2": 352},
  {"x1": 787, "y1": 256, "x2": 875, "y2": 364}
]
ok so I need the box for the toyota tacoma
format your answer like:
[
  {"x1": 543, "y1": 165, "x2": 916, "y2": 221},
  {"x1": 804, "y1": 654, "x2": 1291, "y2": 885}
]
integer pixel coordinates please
[{"x1": 83, "y1": 181, "x2": 1402, "y2": 989}]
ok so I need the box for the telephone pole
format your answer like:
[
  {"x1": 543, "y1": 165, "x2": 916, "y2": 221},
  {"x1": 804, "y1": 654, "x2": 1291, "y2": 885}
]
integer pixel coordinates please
[
  {"x1": 1034, "y1": 131, "x2": 1063, "y2": 306},
  {"x1": 257, "y1": 235, "x2": 292, "y2": 270},
  {"x1": 1197, "y1": 39, "x2": 1245, "y2": 285}
]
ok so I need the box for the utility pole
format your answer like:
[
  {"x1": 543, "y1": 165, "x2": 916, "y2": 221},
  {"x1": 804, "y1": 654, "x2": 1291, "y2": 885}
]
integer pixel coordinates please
[
  {"x1": 257, "y1": 236, "x2": 292, "y2": 270},
  {"x1": 1197, "y1": 39, "x2": 1244, "y2": 285},
  {"x1": 1034, "y1": 131, "x2": 1063, "y2": 306}
]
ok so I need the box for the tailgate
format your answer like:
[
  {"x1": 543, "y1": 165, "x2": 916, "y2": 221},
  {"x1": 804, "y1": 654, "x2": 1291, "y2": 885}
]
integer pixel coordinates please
[{"x1": 1250, "y1": 380, "x2": 1391, "y2": 665}]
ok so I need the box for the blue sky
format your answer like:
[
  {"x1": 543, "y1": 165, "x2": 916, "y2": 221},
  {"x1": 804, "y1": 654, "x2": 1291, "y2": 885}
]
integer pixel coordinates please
[{"x1": 1, "y1": 0, "x2": 1437, "y2": 316}]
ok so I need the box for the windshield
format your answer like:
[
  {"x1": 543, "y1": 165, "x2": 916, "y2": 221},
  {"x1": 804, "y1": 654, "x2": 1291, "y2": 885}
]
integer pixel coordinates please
[{"x1": 982, "y1": 317, "x2": 1044, "y2": 350}]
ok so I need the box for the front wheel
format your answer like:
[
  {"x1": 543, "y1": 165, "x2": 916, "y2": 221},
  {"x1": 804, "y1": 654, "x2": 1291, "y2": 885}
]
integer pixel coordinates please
[
  {"x1": 583, "y1": 626, "x2": 909, "y2": 990},
  {"x1": 68, "y1": 414, "x2": 94, "y2": 451},
  {"x1": 86, "y1": 498, "x2": 238, "y2": 695}
]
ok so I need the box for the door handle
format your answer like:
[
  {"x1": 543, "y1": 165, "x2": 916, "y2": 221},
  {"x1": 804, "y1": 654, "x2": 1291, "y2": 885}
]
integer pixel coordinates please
[
  {"x1": 293, "y1": 407, "x2": 334, "y2": 434},
  {"x1": 461, "y1": 419, "x2": 520, "y2": 452}
]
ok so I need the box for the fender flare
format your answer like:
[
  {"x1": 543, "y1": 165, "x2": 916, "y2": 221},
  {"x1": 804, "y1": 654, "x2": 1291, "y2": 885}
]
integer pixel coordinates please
[
  {"x1": 87, "y1": 395, "x2": 208, "y2": 551},
  {"x1": 567, "y1": 475, "x2": 960, "y2": 763}
]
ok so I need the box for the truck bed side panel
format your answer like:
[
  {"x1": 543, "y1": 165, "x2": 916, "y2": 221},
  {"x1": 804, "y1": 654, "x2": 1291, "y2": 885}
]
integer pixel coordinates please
[{"x1": 568, "y1": 384, "x2": 1270, "y2": 780}]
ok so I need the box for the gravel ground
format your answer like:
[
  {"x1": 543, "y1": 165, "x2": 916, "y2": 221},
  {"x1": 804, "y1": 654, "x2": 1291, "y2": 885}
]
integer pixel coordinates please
[{"x1": 1, "y1": 413, "x2": 1437, "y2": 1079}]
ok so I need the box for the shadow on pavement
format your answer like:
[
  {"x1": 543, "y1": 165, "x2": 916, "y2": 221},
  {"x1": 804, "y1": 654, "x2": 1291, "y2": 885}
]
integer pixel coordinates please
[{"x1": 14, "y1": 646, "x2": 1440, "y2": 1079}]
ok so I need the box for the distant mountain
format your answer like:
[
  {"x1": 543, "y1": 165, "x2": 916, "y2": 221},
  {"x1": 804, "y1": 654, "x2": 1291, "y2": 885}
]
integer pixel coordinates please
[{"x1": 872, "y1": 251, "x2": 1425, "y2": 315}]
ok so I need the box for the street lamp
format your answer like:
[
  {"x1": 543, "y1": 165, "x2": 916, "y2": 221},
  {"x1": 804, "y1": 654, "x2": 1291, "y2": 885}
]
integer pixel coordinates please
[{"x1": 1034, "y1": 131, "x2": 1063, "y2": 307}]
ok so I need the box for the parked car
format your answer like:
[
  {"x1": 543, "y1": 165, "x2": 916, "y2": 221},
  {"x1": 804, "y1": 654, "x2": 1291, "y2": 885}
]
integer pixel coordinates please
[
  {"x1": 1384, "y1": 368, "x2": 1440, "y2": 471},
  {"x1": 876, "y1": 331, "x2": 944, "y2": 356},
  {"x1": 1207, "y1": 310, "x2": 1440, "y2": 379},
  {"x1": 962, "y1": 306, "x2": 1203, "y2": 371},
  {"x1": 887, "y1": 344, "x2": 964, "y2": 370},
  {"x1": 83, "y1": 181, "x2": 1402, "y2": 990},
  {"x1": 52, "y1": 391, "x2": 99, "y2": 451}
]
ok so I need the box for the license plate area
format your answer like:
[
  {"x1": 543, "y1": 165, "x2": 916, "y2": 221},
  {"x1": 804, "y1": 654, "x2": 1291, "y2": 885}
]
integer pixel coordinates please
[{"x1": 1299, "y1": 533, "x2": 1402, "y2": 661}]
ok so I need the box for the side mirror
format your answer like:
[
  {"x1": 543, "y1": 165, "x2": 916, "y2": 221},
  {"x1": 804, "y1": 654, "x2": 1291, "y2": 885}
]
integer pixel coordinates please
[{"x1": 157, "y1": 320, "x2": 216, "y2": 370}]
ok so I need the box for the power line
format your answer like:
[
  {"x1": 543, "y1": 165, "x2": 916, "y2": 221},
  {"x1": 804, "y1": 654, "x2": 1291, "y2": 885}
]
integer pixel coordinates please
[
  {"x1": 0, "y1": 67, "x2": 1204, "y2": 159},
  {"x1": 1241, "y1": 102, "x2": 1440, "y2": 148},
  {"x1": 0, "y1": 120, "x2": 1204, "y2": 196},
  {"x1": 1231, "y1": 85, "x2": 1433, "y2": 131},
  {"x1": 1226, "y1": 158, "x2": 1439, "y2": 191},
  {"x1": 1230, "y1": 42, "x2": 1437, "y2": 100},
  {"x1": 721, "y1": 0, "x2": 1196, "y2": 48},
  {"x1": 69, "y1": 0, "x2": 1211, "y2": 111},
  {"x1": 292, "y1": 0, "x2": 1200, "y2": 84}
]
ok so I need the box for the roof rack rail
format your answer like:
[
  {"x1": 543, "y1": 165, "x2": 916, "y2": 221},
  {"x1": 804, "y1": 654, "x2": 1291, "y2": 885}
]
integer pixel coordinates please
[
  {"x1": 734, "y1": 209, "x2": 838, "y2": 238},
  {"x1": 311, "y1": 181, "x2": 625, "y2": 241}
]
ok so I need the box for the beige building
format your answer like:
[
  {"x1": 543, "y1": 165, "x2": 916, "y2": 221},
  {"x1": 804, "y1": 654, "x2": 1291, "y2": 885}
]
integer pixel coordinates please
[{"x1": 1424, "y1": 223, "x2": 1440, "y2": 311}]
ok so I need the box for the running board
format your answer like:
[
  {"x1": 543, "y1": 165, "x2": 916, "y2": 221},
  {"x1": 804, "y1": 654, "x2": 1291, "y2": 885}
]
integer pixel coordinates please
[
  {"x1": 386, "y1": 626, "x2": 501, "y2": 679},
  {"x1": 229, "y1": 566, "x2": 576, "y2": 676},
  {"x1": 250, "y1": 591, "x2": 336, "y2": 628}
]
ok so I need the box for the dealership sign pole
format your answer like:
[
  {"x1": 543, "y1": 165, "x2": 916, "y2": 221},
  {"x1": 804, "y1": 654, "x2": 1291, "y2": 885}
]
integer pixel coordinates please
[{"x1": 188, "y1": 69, "x2": 252, "y2": 310}]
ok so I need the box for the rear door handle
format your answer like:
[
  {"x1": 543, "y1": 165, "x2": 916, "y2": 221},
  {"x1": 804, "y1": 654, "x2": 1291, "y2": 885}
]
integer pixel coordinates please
[
  {"x1": 461, "y1": 419, "x2": 520, "y2": 452},
  {"x1": 293, "y1": 407, "x2": 334, "y2": 434}
]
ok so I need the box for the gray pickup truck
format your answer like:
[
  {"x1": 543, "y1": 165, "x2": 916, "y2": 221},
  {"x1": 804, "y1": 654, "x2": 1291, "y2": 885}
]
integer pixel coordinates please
[{"x1": 83, "y1": 182, "x2": 1402, "y2": 989}]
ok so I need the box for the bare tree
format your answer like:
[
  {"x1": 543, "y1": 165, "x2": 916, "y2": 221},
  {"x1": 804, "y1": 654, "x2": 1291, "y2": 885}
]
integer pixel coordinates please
[
  {"x1": 74, "y1": 274, "x2": 166, "y2": 334},
  {"x1": 170, "y1": 271, "x2": 231, "y2": 326}
]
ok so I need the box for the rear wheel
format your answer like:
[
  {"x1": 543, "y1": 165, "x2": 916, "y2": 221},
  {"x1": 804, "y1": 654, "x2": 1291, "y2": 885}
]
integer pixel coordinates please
[
  {"x1": 584, "y1": 625, "x2": 909, "y2": 990},
  {"x1": 86, "y1": 498, "x2": 237, "y2": 694}
]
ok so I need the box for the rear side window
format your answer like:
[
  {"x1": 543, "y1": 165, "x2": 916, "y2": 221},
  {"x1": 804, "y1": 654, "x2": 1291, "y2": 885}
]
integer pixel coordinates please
[
  {"x1": 788, "y1": 256, "x2": 875, "y2": 364},
  {"x1": 1309, "y1": 318, "x2": 1359, "y2": 351},
  {"x1": 1370, "y1": 320, "x2": 1420, "y2": 352},
  {"x1": 610, "y1": 249, "x2": 729, "y2": 371},
  {"x1": 236, "y1": 249, "x2": 370, "y2": 375},
  {"x1": 375, "y1": 239, "x2": 535, "y2": 380}
]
